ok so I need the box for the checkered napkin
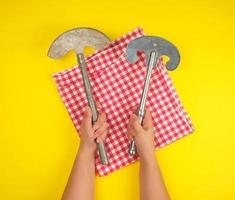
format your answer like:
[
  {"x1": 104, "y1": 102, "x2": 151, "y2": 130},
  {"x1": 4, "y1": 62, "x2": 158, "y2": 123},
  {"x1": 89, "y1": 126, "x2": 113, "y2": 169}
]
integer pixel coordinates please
[{"x1": 53, "y1": 27, "x2": 194, "y2": 176}]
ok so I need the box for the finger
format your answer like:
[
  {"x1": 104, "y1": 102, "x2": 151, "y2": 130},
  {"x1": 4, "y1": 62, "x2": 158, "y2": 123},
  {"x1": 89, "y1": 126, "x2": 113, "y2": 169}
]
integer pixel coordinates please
[
  {"x1": 126, "y1": 128, "x2": 134, "y2": 139},
  {"x1": 94, "y1": 122, "x2": 108, "y2": 136},
  {"x1": 127, "y1": 122, "x2": 134, "y2": 139},
  {"x1": 142, "y1": 108, "x2": 153, "y2": 130},
  {"x1": 130, "y1": 114, "x2": 142, "y2": 131},
  {"x1": 93, "y1": 112, "x2": 106, "y2": 131},
  {"x1": 96, "y1": 130, "x2": 108, "y2": 143}
]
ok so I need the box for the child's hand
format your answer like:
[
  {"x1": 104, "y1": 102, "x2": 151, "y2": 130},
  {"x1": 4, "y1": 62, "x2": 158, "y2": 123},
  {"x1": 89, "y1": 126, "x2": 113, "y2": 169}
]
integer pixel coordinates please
[
  {"x1": 79, "y1": 103, "x2": 108, "y2": 154},
  {"x1": 127, "y1": 108, "x2": 155, "y2": 158}
]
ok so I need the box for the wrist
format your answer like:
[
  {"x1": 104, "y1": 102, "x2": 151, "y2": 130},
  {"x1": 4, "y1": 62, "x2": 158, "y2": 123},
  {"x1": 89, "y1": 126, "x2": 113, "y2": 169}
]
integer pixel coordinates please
[
  {"x1": 78, "y1": 142, "x2": 96, "y2": 157},
  {"x1": 76, "y1": 144, "x2": 96, "y2": 172},
  {"x1": 139, "y1": 151, "x2": 156, "y2": 164}
]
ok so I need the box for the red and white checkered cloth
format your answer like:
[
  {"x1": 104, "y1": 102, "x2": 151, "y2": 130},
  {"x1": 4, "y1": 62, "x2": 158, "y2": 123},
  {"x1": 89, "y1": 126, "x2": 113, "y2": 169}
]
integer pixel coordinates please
[{"x1": 53, "y1": 27, "x2": 194, "y2": 176}]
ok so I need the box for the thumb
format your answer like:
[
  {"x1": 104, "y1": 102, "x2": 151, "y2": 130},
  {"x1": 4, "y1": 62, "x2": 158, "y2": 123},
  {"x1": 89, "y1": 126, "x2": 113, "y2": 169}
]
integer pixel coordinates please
[{"x1": 142, "y1": 108, "x2": 153, "y2": 130}]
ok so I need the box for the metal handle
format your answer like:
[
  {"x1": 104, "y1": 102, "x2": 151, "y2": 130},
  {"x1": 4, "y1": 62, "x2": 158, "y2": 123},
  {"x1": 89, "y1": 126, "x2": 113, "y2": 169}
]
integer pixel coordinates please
[
  {"x1": 128, "y1": 51, "x2": 157, "y2": 156},
  {"x1": 129, "y1": 114, "x2": 144, "y2": 156},
  {"x1": 129, "y1": 140, "x2": 136, "y2": 155},
  {"x1": 77, "y1": 53, "x2": 109, "y2": 165}
]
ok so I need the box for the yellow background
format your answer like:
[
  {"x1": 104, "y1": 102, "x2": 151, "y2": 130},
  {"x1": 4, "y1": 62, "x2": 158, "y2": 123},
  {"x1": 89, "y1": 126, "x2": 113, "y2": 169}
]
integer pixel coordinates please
[{"x1": 1, "y1": 0, "x2": 235, "y2": 199}]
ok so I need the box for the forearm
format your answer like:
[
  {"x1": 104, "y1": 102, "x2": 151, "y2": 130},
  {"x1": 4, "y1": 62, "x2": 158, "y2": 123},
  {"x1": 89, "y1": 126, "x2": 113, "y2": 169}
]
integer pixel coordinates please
[
  {"x1": 62, "y1": 146, "x2": 95, "y2": 200},
  {"x1": 140, "y1": 153, "x2": 170, "y2": 200}
]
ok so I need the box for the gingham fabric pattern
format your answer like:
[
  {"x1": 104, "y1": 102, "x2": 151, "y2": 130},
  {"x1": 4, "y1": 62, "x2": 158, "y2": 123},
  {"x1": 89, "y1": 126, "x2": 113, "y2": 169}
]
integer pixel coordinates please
[{"x1": 53, "y1": 27, "x2": 194, "y2": 176}]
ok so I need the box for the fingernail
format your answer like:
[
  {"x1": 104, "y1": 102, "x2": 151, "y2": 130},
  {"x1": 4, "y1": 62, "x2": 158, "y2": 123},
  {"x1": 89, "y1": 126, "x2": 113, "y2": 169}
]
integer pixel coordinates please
[{"x1": 131, "y1": 114, "x2": 137, "y2": 119}]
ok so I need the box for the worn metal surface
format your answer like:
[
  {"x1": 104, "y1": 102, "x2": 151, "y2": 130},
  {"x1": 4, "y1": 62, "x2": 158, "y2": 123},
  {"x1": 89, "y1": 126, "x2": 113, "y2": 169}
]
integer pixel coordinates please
[
  {"x1": 48, "y1": 27, "x2": 110, "y2": 58},
  {"x1": 126, "y1": 36, "x2": 180, "y2": 71}
]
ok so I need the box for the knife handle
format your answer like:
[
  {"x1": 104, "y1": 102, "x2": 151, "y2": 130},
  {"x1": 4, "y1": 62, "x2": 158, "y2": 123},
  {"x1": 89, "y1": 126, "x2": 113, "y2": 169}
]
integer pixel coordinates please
[{"x1": 77, "y1": 53, "x2": 109, "y2": 165}]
